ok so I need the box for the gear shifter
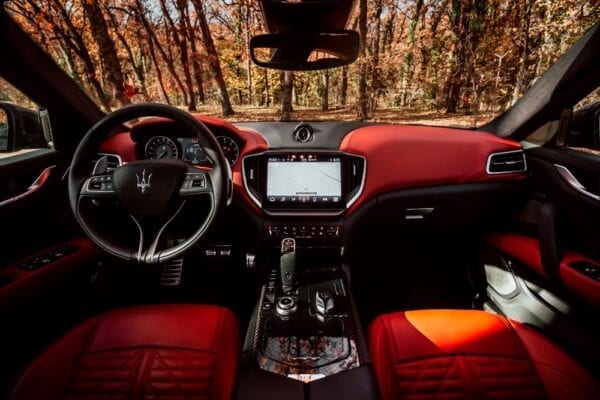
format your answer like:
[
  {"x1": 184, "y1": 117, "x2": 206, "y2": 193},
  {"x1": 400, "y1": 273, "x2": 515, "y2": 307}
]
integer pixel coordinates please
[{"x1": 280, "y1": 238, "x2": 296, "y2": 294}]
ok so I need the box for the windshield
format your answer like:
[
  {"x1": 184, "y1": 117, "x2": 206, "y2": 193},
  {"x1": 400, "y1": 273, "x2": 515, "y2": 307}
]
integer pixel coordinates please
[{"x1": 4, "y1": 0, "x2": 599, "y2": 127}]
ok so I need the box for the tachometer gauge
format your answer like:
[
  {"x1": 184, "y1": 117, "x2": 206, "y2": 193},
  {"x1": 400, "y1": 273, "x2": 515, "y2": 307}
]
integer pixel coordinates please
[
  {"x1": 216, "y1": 136, "x2": 240, "y2": 165},
  {"x1": 184, "y1": 143, "x2": 208, "y2": 164},
  {"x1": 145, "y1": 136, "x2": 179, "y2": 160}
]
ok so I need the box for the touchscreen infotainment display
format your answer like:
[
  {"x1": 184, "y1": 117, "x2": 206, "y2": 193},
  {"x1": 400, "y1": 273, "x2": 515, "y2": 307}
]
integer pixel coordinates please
[{"x1": 266, "y1": 155, "x2": 342, "y2": 205}]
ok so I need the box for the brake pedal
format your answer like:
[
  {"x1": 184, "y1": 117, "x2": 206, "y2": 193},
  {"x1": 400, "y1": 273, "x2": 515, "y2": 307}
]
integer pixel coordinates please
[{"x1": 160, "y1": 258, "x2": 183, "y2": 287}]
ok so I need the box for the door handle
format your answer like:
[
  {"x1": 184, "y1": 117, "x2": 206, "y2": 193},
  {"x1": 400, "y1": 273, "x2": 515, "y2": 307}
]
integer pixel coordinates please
[
  {"x1": 554, "y1": 164, "x2": 600, "y2": 201},
  {"x1": 0, "y1": 165, "x2": 56, "y2": 207}
]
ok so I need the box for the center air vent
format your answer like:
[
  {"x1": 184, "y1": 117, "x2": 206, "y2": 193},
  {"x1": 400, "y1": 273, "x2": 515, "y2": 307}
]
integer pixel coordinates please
[
  {"x1": 293, "y1": 123, "x2": 314, "y2": 143},
  {"x1": 487, "y1": 150, "x2": 526, "y2": 174}
]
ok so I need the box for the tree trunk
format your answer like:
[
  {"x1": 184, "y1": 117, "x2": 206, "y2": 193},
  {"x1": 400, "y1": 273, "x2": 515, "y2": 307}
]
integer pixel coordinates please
[
  {"x1": 280, "y1": 70, "x2": 293, "y2": 121},
  {"x1": 340, "y1": 67, "x2": 348, "y2": 106},
  {"x1": 104, "y1": 6, "x2": 149, "y2": 100},
  {"x1": 148, "y1": 37, "x2": 171, "y2": 105},
  {"x1": 191, "y1": 0, "x2": 235, "y2": 116},
  {"x1": 444, "y1": 0, "x2": 471, "y2": 113},
  {"x1": 181, "y1": 9, "x2": 206, "y2": 104},
  {"x1": 511, "y1": 0, "x2": 532, "y2": 105},
  {"x1": 84, "y1": 0, "x2": 129, "y2": 107},
  {"x1": 357, "y1": 0, "x2": 369, "y2": 120},
  {"x1": 263, "y1": 68, "x2": 270, "y2": 107},
  {"x1": 372, "y1": 0, "x2": 383, "y2": 92},
  {"x1": 245, "y1": 4, "x2": 253, "y2": 106},
  {"x1": 162, "y1": 0, "x2": 196, "y2": 111},
  {"x1": 44, "y1": 0, "x2": 111, "y2": 110},
  {"x1": 399, "y1": 0, "x2": 423, "y2": 107},
  {"x1": 134, "y1": 0, "x2": 187, "y2": 105},
  {"x1": 321, "y1": 70, "x2": 329, "y2": 111}
]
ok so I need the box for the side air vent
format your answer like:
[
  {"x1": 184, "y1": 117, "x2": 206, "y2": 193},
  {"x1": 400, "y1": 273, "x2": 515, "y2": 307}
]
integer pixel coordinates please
[
  {"x1": 293, "y1": 123, "x2": 314, "y2": 143},
  {"x1": 242, "y1": 154, "x2": 262, "y2": 207},
  {"x1": 345, "y1": 155, "x2": 366, "y2": 207},
  {"x1": 486, "y1": 150, "x2": 526, "y2": 174}
]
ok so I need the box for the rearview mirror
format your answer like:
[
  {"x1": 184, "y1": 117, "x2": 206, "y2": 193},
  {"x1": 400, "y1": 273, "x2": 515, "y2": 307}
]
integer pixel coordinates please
[{"x1": 250, "y1": 30, "x2": 359, "y2": 71}]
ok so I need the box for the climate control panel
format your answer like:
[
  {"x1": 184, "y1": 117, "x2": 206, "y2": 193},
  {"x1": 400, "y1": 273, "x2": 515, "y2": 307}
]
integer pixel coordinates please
[{"x1": 265, "y1": 223, "x2": 342, "y2": 239}]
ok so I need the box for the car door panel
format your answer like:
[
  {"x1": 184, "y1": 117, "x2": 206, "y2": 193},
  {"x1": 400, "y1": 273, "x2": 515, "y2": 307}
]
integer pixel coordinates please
[
  {"x1": 0, "y1": 150, "x2": 82, "y2": 279},
  {"x1": 526, "y1": 147, "x2": 600, "y2": 261}
]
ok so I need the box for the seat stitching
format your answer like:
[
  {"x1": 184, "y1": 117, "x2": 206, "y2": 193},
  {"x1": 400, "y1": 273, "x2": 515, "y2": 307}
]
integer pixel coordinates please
[
  {"x1": 61, "y1": 316, "x2": 108, "y2": 399},
  {"x1": 210, "y1": 308, "x2": 225, "y2": 400}
]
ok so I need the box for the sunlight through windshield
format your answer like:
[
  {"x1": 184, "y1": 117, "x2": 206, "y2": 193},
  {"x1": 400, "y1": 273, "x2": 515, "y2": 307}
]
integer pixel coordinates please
[{"x1": 4, "y1": 0, "x2": 599, "y2": 127}]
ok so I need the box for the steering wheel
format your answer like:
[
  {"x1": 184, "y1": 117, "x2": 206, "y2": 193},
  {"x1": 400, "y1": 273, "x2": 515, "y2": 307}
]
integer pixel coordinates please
[{"x1": 68, "y1": 103, "x2": 230, "y2": 264}]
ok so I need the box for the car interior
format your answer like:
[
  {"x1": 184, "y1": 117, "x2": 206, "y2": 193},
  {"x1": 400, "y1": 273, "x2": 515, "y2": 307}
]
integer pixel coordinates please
[{"x1": 0, "y1": 1, "x2": 599, "y2": 399}]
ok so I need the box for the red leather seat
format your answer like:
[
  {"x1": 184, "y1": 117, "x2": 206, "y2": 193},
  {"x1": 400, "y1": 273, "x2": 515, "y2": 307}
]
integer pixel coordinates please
[
  {"x1": 368, "y1": 310, "x2": 599, "y2": 400},
  {"x1": 11, "y1": 304, "x2": 240, "y2": 400}
]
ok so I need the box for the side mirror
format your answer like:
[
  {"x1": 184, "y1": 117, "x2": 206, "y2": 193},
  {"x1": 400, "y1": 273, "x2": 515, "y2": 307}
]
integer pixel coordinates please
[
  {"x1": 0, "y1": 102, "x2": 48, "y2": 152},
  {"x1": 250, "y1": 30, "x2": 360, "y2": 71}
]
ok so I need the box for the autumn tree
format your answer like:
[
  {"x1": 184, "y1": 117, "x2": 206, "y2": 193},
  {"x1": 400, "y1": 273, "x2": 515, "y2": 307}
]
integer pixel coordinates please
[{"x1": 191, "y1": 0, "x2": 235, "y2": 116}]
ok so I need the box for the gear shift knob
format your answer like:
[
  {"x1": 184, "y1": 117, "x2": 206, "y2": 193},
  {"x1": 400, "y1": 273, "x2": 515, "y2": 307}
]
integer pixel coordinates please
[{"x1": 280, "y1": 238, "x2": 296, "y2": 294}]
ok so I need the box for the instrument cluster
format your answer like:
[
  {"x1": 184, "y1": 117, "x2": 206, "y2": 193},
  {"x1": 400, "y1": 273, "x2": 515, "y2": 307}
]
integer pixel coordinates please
[{"x1": 144, "y1": 135, "x2": 240, "y2": 166}]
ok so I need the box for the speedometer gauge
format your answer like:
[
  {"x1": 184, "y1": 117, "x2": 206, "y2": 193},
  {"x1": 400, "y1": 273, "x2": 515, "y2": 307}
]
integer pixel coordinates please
[
  {"x1": 145, "y1": 136, "x2": 179, "y2": 160},
  {"x1": 216, "y1": 136, "x2": 240, "y2": 165}
]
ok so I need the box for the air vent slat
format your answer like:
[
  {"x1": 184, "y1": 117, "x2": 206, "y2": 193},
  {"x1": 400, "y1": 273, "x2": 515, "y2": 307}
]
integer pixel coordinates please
[{"x1": 487, "y1": 150, "x2": 526, "y2": 174}]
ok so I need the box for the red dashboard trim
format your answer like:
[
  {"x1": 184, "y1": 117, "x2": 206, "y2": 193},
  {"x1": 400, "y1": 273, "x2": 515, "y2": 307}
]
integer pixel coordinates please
[
  {"x1": 100, "y1": 118, "x2": 526, "y2": 216},
  {"x1": 339, "y1": 125, "x2": 525, "y2": 214},
  {"x1": 99, "y1": 131, "x2": 136, "y2": 162}
]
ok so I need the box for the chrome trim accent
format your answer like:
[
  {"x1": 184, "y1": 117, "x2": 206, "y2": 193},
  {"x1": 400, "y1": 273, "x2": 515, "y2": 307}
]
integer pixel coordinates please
[
  {"x1": 276, "y1": 296, "x2": 298, "y2": 316},
  {"x1": 0, "y1": 165, "x2": 56, "y2": 207},
  {"x1": 293, "y1": 125, "x2": 314, "y2": 143},
  {"x1": 241, "y1": 153, "x2": 263, "y2": 208},
  {"x1": 226, "y1": 161, "x2": 233, "y2": 206},
  {"x1": 554, "y1": 164, "x2": 600, "y2": 201},
  {"x1": 485, "y1": 149, "x2": 527, "y2": 175},
  {"x1": 346, "y1": 154, "x2": 367, "y2": 208},
  {"x1": 145, "y1": 200, "x2": 187, "y2": 263},
  {"x1": 129, "y1": 215, "x2": 145, "y2": 263},
  {"x1": 406, "y1": 207, "x2": 434, "y2": 214}
]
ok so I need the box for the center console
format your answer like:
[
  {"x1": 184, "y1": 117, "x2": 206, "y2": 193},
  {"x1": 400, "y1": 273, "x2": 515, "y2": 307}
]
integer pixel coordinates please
[
  {"x1": 235, "y1": 151, "x2": 377, "y2": 399},
  {"x1": 235, "y1": 237, "x2": 379, "y2": 400}
]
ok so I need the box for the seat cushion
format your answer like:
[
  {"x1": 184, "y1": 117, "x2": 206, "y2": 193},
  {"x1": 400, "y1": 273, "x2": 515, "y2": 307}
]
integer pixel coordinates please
[
  {"x1": 11, "y1": 304, "x2": 240, "y2": 400},
  {"x1": 368, "y1": 310, "x2": 599, "y2": 400}
]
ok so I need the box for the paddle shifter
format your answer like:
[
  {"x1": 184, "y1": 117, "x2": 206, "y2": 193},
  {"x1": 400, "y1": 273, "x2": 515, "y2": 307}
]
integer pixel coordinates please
[{"x1": 280, "y1": 238, "x2": 297, "y2": 294}]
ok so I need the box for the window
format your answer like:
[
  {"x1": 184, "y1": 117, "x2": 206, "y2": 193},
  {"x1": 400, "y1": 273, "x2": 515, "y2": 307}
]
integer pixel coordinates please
[
  {"x1": 0, "y1": 76, "x2": 50, "y2": 159},
  {"x1": 566, "y1": 86, "x2": 600, "y2": 156}
]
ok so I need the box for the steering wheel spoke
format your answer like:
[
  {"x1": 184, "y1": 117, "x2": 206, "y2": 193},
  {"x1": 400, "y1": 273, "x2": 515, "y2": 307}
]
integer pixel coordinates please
[
  {"x1": 130, "y1": 201, "x2": 186, "y2": 264},
  {"x1": 80, "y1": 174, "x2": 117, "y2": 198},
  {"x1": 179, "y1": 170, "x2": 212, "y2": 196}
]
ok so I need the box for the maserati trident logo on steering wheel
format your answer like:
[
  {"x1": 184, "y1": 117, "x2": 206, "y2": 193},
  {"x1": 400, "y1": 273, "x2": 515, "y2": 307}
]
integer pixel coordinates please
[{"x1": 136, "y1": 169, "x2": 152, "y2": 194}]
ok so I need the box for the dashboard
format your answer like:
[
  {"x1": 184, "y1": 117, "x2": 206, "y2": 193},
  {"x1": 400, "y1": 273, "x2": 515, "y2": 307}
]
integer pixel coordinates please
[{"x1": 99, "y1": 116, "x2": 527, "y2": 225}]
